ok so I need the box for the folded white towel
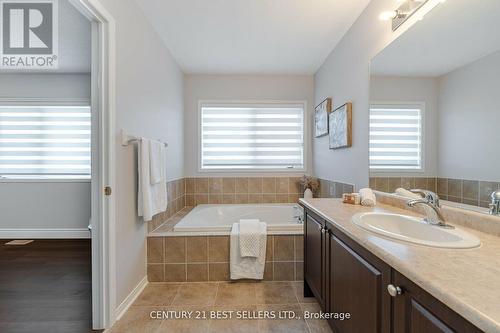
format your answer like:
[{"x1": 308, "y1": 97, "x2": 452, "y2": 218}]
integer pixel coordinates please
[
  {"x1": 138, "y1": 138, "x2": 167, "y2": 222},
  {"x1": 395, "y1": 188, "x2": 421, "y2": 199},
  {"x1": 230, "y1": 222, "x2": 267, "y2": 280},
  {"x1": 149, "y1": 140, "x2": 165, "y2": 185},
  {"x1": 359, "y1": 188, "x2": 376, "y2": 207},
  {"x1": 239, "y1": 219, "x2": 262, "y2": 257}
]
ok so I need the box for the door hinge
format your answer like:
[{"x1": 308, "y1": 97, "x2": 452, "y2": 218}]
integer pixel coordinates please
[{"x1": 104, "y1": 186, "x2": 112, "y2": 196}]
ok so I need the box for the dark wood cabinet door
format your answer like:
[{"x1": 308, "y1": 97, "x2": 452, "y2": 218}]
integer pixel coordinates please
[
  {"x1": 328, "y1": 233, "x2": 391, "y2": 333},
  {"x1": 304, "y1": 211, "x2": 325, "y2": 307},
  {"x1": 393, "y1": 272, "x2": 482, "y2": 333}
]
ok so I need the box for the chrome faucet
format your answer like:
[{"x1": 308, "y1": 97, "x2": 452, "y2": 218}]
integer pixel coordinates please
[
  {"x1": 406, "y1": 190, "x2": 453, "y2": 228},
  {"x1": 490, "y1": 191, "x2": 500, "y2": 216}
]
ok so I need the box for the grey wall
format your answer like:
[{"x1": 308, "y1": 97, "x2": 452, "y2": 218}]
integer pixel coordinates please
[
  {"x1": 99, "y1": 0, "x2": 184, "y2": 311},
  {"x1": 0, "y1": 73, "x2": 91, "y2": 232},
  {"x1": 369, "y1": 76, "x2": 439, "y2": 177},
  {"x1": 184, "y1": 74, "x2": 315, "y2": 177},
  {"x1": 437, "y1": 50, "x2": 500, "y2": 181},
  {"x1": 313, "y1": 0, "x2": 428, "y2": 189}
]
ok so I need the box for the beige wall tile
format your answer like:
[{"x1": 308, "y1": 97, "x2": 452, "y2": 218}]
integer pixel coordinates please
[
  {"x1": 235, "y1": 194, "x2": 249, "y2": 204},
  {"x1": 209, "y1": 236, "x2": 229, "y2": 262},
  {"x1": 147, "y1": 264, "x2": 164, "y2": 282},
  {"x1": 187, "y1": 236, "x2": 208, "y2": 263},
  {"x1": 401, "y1": 177, "x2": 414, "y2": 190},
  {"x1": 235, "y1": 178, "x2": 248, "y2": 193},
  {"x1": 195, "y1": 194, "x2": 208, "y2": 205},
  {"x1": 427, "y1": 178, "x2": 437, "y2": 192},
  {"x1": 266, "y1": 236, "x2": 273, "y2": 262},
  {"x1": 186, "y1": 178, "x2": 195, "y2": 194},
  {"x1": 195, "y1": 178, "x2": 209, "y2": 193},
  {"x1": 263, "y1": 263, "x2": 273, "y2": 281},
  {"x1": 222, "y1": 194, "x2": 235, "y2": 204},
  {"x1": 147, "y1": 237, "x2": 164, "y2": 263},
  {"x1": 295, "y1": 262, "x2": 303, "y2": 281},
  {"x1": 165, "y1": 264, "x2": 186, "y2": 282},
  {"x1": 437, "y1": 178, "x2": 448, "y2": 196},
  {"x1": 463, "y1": 180, "x2": 479, "y2": 200},
  {"x1": 262, "y1": 177, "x2": 276, "y2": 193},
  {"x1": 209, "y1": 177, "x2": 223, "y2": 194},
  {"x1": 274, "y1": 262, "x2": 294, "y2": 281},
  {"x1": 248, "y1": 194, "x2": 264, "y2": 204},
  {"x1": 262, "y1": 194, "x2": 277, "y2": 203},
  {"x1": 179, "y1": 179, "x2": 186, "y2": 196},
  {"x1": 274, "y1": 236, "x2": 294, "y2": 261},
  {"x1": 388, "y1": 177, "x2": 402, "y2": 193},
  {"x1": 480, "y1": 181, "x2": 498, "y2": 202},
  {"x1": 448, "y1": 179, "x2": 463, "y2": 198},
  {"x1": 222, "y1": 178, "x2": 236, "y2": 194},
  {"x1": 185, "y1": 194, "x2": 195, "y2": 206},
  {"x1": 414, "y1": 177, "x2": 427, "y2": 190},
  {"x1": 187, "y1": 264, "x2": 208, "y2": 282},
  {"x1": 248, "y1": 177, "x2": 263, "y2": 193},
  {"x1": 209, "y1": 194, "x2": 222, "y2": 204},
  {"x1": 276, "y1": 194, "x2": 288, "y2": 203},
  {"x1": 375, "y1": 177, "x2": 389, "y2": 192},
  {"x1": 209, "y1": 263, "x2": 230, "y2": 281},
  {"x1": 288, "y1": 177, "x2": 301, "y2": 194},
  {"x1": 165, "y1": 236, "x2": 186, "y2": 263},
  {"x1": 294, "y1": 236, "x2": 303, "y2": 261},
  {"x1": 276, "y1": 178, "x2": 289, "y2": 194},
  {"x1": 287, "y1": 194, "x2": 299, "y2": 203}
]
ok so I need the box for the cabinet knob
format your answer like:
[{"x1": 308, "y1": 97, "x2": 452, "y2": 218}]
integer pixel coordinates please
[
  {"x1": 321, "y1": 226, "x2": 327, "y2": 234},
  {"x1": 387, "y1": 284, "x2": 403, "y2": 297}
]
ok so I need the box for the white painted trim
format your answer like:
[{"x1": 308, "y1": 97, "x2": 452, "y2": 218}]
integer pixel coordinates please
[
  {"x1": 114, "y1": 276, "x2": 148, "y2": 321},
  {"x1": 0, "y1": 228, "x2": 91, "y2": 239},
  {"x1": 0, "y1": 97, "x2": 90, "y2": 106},
  {"x1": 197, "y1": 99, "x2": 309, "y2": 174}
]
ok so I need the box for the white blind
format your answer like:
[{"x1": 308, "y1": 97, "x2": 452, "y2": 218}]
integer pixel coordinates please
[
  {"x1": 201, "y1": 105, "x2": 304, "y2": 170},
  {"x1": 369, "y1": 103, "x2": 422, "y2": 170},
  {"x1": 0, "y1": 105, "x2": 91, "y2": 177}
]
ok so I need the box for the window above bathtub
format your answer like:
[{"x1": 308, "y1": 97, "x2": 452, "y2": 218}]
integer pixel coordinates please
[{"x1": 199, "y1": 101, "x2": 306, "y2": 172}]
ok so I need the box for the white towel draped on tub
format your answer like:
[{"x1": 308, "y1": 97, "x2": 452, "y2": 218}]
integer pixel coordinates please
[
  {"x1": 230, "y1": 222, "x2": 267, "y2": 280},
  {"x1": 138, "y1": 138, "x2": 167, "y2": 222},
  {"x1": 239, "y1": 219, "x2": 263, "y2": 257}
]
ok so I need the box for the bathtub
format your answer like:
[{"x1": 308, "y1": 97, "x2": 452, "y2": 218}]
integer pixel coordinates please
[{"x1": 172, "y1": 204, "x2": 304, "y2": 235}]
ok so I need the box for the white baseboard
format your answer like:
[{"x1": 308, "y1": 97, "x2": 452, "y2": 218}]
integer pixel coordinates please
[
  {"x1": 0, "y1": 228, "x2": 91, "y2": 239},
  {"x1": 114, "y1": 276, "x2": 148, "y2": 321}
]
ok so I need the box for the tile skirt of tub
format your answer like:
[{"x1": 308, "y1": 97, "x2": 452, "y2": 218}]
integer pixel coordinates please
[
  {"x1": 147, "y1": 235, "x2": 304, "y2": 282},
  {"x1": 369, "y1": 176, "x2": 500, "y2": 209}
]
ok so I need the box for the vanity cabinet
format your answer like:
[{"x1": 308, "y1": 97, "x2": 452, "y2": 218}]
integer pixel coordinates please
[{"x1": 302, "y1": 207, "x2": 481, "y2": 333}]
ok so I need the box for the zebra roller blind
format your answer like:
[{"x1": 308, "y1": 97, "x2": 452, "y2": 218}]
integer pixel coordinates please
[
  {"x1": 0, "y1": 105, "x2": 91, "y2": 178},
  {"x1": 201, "y1": 104, "x2": 305, "y2": 170},
  {"x1": 369, "y1": 103, "x2": 423, "y2": 170}
]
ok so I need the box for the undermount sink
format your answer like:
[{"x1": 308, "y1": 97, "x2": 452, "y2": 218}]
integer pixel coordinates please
[{"x1": 352, "y1": 212, "x2": 481, "y2": 249}]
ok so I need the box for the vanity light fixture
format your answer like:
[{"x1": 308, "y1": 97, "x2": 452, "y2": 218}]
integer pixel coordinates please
[{"x1": 379, "y1": 0, "x2": 446, "y2": 31}]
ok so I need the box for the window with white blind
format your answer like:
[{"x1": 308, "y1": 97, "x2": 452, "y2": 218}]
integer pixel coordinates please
[
  {"x1": 200, "y1": 103, "x2": 305, "y2": 170},
  {"x1": 369, "y1": 103, "x2": 423, "y2": 171},
  {"x1": 0, "y1": 104, "x2": 91, "y2": 179}
]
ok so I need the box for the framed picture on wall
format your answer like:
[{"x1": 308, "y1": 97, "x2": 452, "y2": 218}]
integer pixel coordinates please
[
  {"x1": 314, "y1": 98, "x2": 332, "y2": 137},
  {"x1": 329, "y1": 102, "x2": 352, "y2": 149}
]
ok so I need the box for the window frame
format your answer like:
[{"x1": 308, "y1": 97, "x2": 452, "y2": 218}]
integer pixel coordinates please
[
  {"x1": 197, "y1": 100, "x2": 308, "y2": 173},
  {"x1": 369, "y1": 101, "x2": 426, "y2": 173},
  {"x1": 0, "y1": 97, "x2": 92, "y2": 182}
]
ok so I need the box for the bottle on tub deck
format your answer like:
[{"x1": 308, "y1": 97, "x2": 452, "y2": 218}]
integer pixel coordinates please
[{"x1": 304, "y1": 188, "x2": 313, "y2": 199}]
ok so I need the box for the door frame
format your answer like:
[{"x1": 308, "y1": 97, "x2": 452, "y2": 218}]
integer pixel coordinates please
[{"x1": 69, "y1": 0, "x2": 116, "y2": 329}]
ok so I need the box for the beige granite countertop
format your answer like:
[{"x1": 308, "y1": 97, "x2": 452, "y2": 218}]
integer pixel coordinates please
[{"x1": 300, "y1": 198, "x2": 500, "y2": 333}]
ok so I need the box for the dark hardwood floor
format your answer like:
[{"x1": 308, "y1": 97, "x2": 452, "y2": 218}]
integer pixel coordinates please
[{"x1": 0, "y1": 239, "x2": 93, "y2": 333}]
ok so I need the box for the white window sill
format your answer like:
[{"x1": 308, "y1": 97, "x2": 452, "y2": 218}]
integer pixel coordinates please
[{"x1": 0, "y1": 176, "x2": 91, "y2": 183}]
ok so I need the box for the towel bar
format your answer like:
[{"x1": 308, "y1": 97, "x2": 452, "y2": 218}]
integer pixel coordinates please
[{"x1": 121, "y1": 129, "x2": 168, "y2": 147}]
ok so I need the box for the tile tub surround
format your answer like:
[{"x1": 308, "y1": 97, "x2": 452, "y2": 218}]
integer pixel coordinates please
[
  {"x1": 147, "y1": 235, "x2": 304, "y2": 282},
  {"x1": 370, "y1": 176, "x2": 500, "y2": 209},
  {"x1": 300, "y1": 198, "x2": 500, "y2": 332},
  {"x1": 317, "y1": 178, "x2": 355, "y2": 198},
  {"x1": 108, "y1": 281, "x2": 331, "y2": 333},
  {"x1": 149, "y1": 178, "x2": 186, "y2": 232},
  {"x1": 184, "y1": 177, "x2": 303, "y2": 206}
]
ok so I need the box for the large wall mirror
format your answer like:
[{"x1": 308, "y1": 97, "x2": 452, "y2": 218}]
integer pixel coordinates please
[{"x1": 369, "y1": 0, "x2": 500, "y2": 213}]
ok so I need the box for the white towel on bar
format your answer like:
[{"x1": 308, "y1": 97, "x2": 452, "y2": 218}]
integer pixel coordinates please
[
  {"x1": 138, "y1": 138, "x2": 167, "y2": 222},
  {"x1": 230, "y1": 222, "x2": 267, "y2": 280},
  {"x1": 149, "y1": 139, "x2": 165, "y2": 184},
  {"x1": 359, "y1": 188, "x2": 376, "y2": 207},
  {"x1": 239, "y1": 219, "x2": 262, "y2": 257}
]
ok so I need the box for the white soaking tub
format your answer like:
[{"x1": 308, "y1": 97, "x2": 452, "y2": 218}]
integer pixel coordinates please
[{"x1": 172, "y1": 204, "x2": 304, "y2": 235}]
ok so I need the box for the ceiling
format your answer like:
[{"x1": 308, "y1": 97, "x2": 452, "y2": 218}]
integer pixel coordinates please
[
  {"x1": 371, "y1": 0, "x2": 500, "y2": 77},
  {"x1": 134, "y1": 0, "x2": 371, "y2": 74},
  {"x1": 0, "y1": 0, "x2": 91, "y2": 74}
]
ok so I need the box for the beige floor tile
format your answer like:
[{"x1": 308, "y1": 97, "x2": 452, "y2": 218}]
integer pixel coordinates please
[
  {"x1": 133, "y1": 283, "x2": 181, "y2": 306},
  {"x1": 255, "y1": 282, "x2": 298, "y2": 304},
  {"x1": 215, "y1": 282, "x2": 257, "y2": 305},
  {"x1": 291, "y1": 281, "x2": 317, "y2": 304},
  {"x1": 107, "y1": 306, "x2": 162, "y2": 333},
  {"x1": 257, "y1": 304, "x2": 309, "y2": 333},
  {"x1": 208, "y1": 305, "x2": 259, "y2": 333},
  {"x1": 301, "y1": 303, "x2": 333, "y2": 333},
  {"x1": 156, "y1": 306, "x2": 211, "y2": 333},
  {"x1": 172, "y1": 282, "x2": 219, "y2": 306}
]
